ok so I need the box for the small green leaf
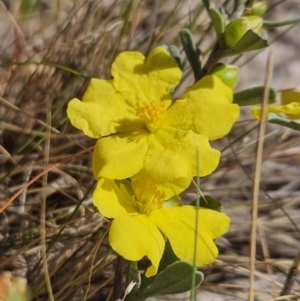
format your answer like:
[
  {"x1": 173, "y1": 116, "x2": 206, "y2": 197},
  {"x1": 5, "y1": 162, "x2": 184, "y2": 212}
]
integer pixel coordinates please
[
  {"x1": 179, "y1": 29, "x2": 202, "y2": 80},
  {"x1": 157, "y1": 240, "x2": 179, "y2": 273},
  {"x1": 163, "y1": 45, "x2": 182, "y2": 69},
  {"x1": 191, "y1": 195, "x2": 223, "y2": 212},
  {"x1": 135, "y1": 261, "x2": 204, "y2": 300},
  {"x1": 209, "y1": 4, "x2": 225, "y2": 45},
  {"x1": 267, "y1": 113, "x2": 300, "y2": 131},
  {"x1": 138, "y1": 241, "x2": 179, "y2": 292},
  {"x1": 233, "y1": 86, "x2": 277, "y2": 106},
  {"x1": 229, "y1": 29, "x2": 268, "y2": 54},
  {"x1": 263, "y1": 15, "x2": 300, "y2": 28}
]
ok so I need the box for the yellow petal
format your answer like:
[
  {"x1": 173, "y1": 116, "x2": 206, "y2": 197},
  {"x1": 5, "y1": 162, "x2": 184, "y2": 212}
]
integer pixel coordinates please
[
  {"x1": 281, "y1": 89, "x2": 300, "y2": 120},
  {"x1": 92, "y1": 131, "x2": 149, "y2": 180},
  {"x1": 144, "y1": 128, "x2": 220, "y2": 181},
  {"x1": 93, "y1": 179, "x2": 137, "y2": 218},
  {"x1": 131, "y1": 169, "x2": 192, "y2": 200},
  {"x1": 112, "y1": 47, "x2": 181, "y2": 102},
  {"x1": 150, "y1": 206, "x2": 230, "y2": 266},
  {"x1": 67, "y1": 79, "x2": 142, "y2": 138},
  {"x1": 162, "y1": 75, "x2": 239, "y2": 140},
  {"x1": 193, "y1": 134, "x2": 221, "y2": 177},
  {"x1": 251, "y1": 102, "x2": 300, "y2": 120},
  {"x1": 109, "y1": 214, "x2": 165, "y2": 277}
]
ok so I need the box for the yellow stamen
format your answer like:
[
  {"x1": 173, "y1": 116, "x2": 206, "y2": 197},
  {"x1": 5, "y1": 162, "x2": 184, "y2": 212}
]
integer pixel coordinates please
[
  {"x1": 135, "y1": 181, "x2": 166, "y2": 214},
  {"x1": 135, "y1": 100, "x2": 165, "y2": 132}
]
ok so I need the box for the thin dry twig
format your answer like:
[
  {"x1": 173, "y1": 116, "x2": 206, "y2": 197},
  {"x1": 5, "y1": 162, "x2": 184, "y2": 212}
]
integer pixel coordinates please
[{"x1": 249, "y1": 53, "x2": 274, "y2": 301}]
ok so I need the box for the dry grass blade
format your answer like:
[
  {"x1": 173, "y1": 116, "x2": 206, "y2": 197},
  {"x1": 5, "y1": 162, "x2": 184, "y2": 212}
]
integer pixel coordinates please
[{"x1": 249, "y1": 53, "x2": 274, "y2": 301}]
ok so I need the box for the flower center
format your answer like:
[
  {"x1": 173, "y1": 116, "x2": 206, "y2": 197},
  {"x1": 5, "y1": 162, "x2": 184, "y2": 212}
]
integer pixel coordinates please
[
  {"x1": 134, "y1": 181, "x2": 166, "y2": 214},
  {"x1": 135, "y1": 100, "x2": 165, "y2": 132}
]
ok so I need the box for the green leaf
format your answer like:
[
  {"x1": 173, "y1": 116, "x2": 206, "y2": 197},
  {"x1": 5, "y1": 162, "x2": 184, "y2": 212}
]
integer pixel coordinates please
[
  {"x1": 179, "y1": 29, "x2": 202, "y2": 80},
  {"x1": 209, "y1": 4, "x2": 225, "y2": 46},
  {"x1": 263, "y1": 15, "x2": 300, "y2": 28},
  {"x1": 157, "y1": 240, "x2": 179, "y2": 273},
  {"x1": 229, "y1": 29, "x2": 268, "y2": 54},
  {"x1": 233, "y1": 86, "x2": 277, "y2": 106},
  {"x1": 137, "y1": 241, "x2": 179, "y2": 293},
  {"x1": 134, "y1": 261, "x2": 204, "y2": 300},
  {"x1": 267, "y1": 113, "x2": 300, "y2": 131},
  {"x1": 191, "y1": 195, "x2": 223, "y2": 212},
  {"x1": 165, "y1": 45, "x2": 182, "y2": 69}
]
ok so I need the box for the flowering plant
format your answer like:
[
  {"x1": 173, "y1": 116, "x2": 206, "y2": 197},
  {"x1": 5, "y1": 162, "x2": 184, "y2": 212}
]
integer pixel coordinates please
[
  {"x1": 93, "y1": 178, "x2": 230, "y2": 277},
  {"x1": 65, "y1": 0, "x2": 300, "y2": 299},
  {"x1": 68, "y1": 47, "x2": 239, "y2": 189},
  {"x1": 252, "y1": 89, "x2": 300, "y2": 120},
  {"x1": 67, "y1": 45, "x2": 240, "y2": 297}
]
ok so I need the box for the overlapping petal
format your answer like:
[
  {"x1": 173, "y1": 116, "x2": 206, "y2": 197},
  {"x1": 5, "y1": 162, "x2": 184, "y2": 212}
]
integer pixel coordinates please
[
  {"x1": 67, "y1": 79, "x2": 142, "y2": 138},
  {"x1": 93, "y1": 131, "x2": 149, "y2": 180},
  {"x1": 162, "y1": 75, "x2": 240, "y2": 140},
  {"x1": 131, "y1": 169, "x2": 192, "y2": 200},
  {"x1": 251, "y1": 89, "x2": 300, "y2": 121},
  {"x1": 143, "y1": 128, "x2": 221, "y2": 181},
  {"x1": 150, "y1": 206, "x2": 230, "y2": 266},
  {"x1": 93, "y1": 179, "x2": 137, "y2": 218},
  {"x1": 109, "y1": 214, "x2": 165, "y2": 277},
  {"x1": 251, "y1": 102, "x2": 300, "y2": 120},
  {"x1": 112, "y1": 47, "x2": 182, "y2": 102}
]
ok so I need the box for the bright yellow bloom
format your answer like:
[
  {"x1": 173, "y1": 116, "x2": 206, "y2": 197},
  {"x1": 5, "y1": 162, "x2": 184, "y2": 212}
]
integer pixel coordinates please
[
  {"x1": 251, "y1": 89, "x2": 300, "y2": 120},
  {"x1": 67, "y1": 47, "x2": 239, "y2": 183},
  {"x1": 93, "y1": 178, "x2": 230, "y2": 277}
]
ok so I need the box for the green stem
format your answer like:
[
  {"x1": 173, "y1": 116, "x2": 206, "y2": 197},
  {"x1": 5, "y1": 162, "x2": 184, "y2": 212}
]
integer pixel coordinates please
[
  {"x1": 126, "y1": 261, "x2": 140, "y2": 299},
  {"x1": 267, "y1": 114, "x2": 300, "y2": 131},
  {"x1": 263, "y1": 15, "x2": 300, "y2": 27},
  {"x1": 197, "y1": 46, "x2": 226, "y2": 79},
  {"x1": 189, "y1": 174, "x2": 200, "y2": 301}
]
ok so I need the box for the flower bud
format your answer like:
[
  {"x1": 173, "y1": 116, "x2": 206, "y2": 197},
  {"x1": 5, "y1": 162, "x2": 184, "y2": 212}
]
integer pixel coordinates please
[
  {"x1": 224, "y1": 18, "x2": 249, "y2": 47},
  {"x1": 224, "y1": 16, "x2": 263, "y2": 47},
  {"x1": 246, "y1": 15, "x2": 263, "y2": 33},
  {"x1": 248, "y1": 1, "x2": 267, "y2": 16},
  {"x1": 210, "y1": 64, "x2": 239, "y2": 89}
]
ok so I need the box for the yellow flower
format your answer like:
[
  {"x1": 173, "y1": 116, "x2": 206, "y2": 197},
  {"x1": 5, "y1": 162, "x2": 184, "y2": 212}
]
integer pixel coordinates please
[
  {"x1": 251, "y1": 89, "x2": 300, "y2": 120},
  {"x1": 93, "y1": 178, "x2": 231, "y2": 277},
  {"x1": 67, "y1": 47, "x2": 239, "y2": 183}
]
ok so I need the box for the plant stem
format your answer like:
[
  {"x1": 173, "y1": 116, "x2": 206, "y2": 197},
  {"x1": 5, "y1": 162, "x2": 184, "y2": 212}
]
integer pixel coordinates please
[
  {"x1": 113, "y1": 255, "x2": 127, "y2": 301},
  {"x1": 280, "y1": 250, "x2": 300, "y2": 296},
  {"x1": 197, "y1": 45, "x2": 226, "y2": 80}
]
